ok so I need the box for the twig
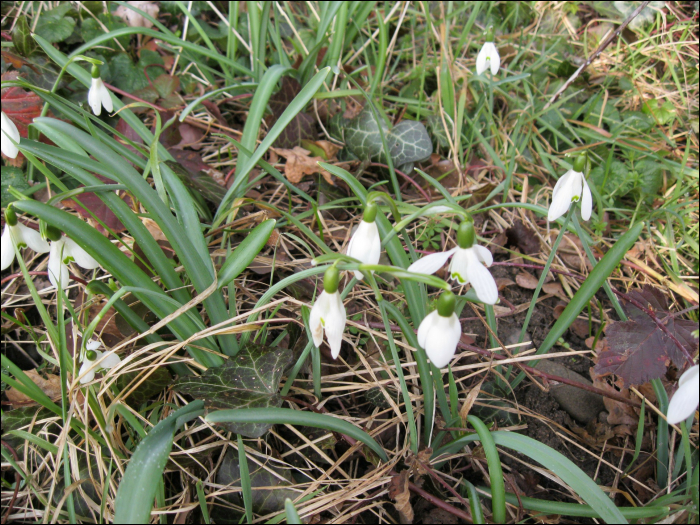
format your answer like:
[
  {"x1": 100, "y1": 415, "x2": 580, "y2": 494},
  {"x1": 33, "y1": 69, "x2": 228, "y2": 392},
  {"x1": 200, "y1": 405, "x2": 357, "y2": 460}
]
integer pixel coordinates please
[
  {"x1": 542, "y1": 1, "x2": 651, "y2": 111},
  {"x1": 370, "y1": 163, "x2": 432, "y2": 202}
]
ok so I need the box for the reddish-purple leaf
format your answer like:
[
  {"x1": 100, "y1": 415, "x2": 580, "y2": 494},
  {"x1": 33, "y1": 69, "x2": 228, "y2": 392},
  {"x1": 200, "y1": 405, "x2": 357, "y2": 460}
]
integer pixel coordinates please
[
  {"x1": 62, "y1": 175, "x2": 132, "y2": 235},
  {"x1": 595, "y1": 286, "x2": 699, "y2": 386}
]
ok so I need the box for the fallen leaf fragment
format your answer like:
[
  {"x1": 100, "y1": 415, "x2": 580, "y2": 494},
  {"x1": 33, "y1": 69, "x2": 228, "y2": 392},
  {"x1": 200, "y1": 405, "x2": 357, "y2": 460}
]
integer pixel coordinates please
[
  {"x1": 6, "y1": 370, "x2": 62, "y2": 405},
  {"x1": 515, "y1": 271, "x2": 538, "y2": 289},
  {"x1": 388, "y1": 470, "x2": 414, "y2": 524},
  {"x1": 114, "y1": 1, "x2": 159, "y2": 28},
  {"x1": 272, "y1": 146, "x2": 333, "y2": 185}
]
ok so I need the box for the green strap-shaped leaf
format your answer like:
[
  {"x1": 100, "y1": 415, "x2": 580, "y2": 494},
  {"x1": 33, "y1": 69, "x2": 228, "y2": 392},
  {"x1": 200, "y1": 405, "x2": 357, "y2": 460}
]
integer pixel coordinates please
[
  {"x1": 114, "y1": 401, "x2": 204, "y2": 523},
  {"x1": 218, "y1": 220, "x2": 276, "y2": 289},
  {"x1": 205, "y1": 407, "x2": 388, "y2": 462},
  {"x1": 434, "y1": 431, "x2": 627, "y2": 524},
  {"x1": 511, "y1": 221, "x2": 645, "y2": 388}
]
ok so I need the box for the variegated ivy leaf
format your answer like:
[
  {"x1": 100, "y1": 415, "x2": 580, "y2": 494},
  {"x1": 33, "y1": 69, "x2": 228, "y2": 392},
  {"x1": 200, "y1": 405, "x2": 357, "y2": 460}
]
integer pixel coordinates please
[
  {"x1": 332, "y1": 106, "x2": 432, "y2": 169},
  {"x1": 173, "y1": 343, "x2": 293, "y2": 438}
]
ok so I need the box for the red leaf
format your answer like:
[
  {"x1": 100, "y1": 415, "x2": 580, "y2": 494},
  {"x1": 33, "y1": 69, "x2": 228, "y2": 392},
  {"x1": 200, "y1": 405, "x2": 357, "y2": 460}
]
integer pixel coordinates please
[
  {"x1": 595, "y1": 286, "x2": 699, "y2": 386},
  {"x1": 62, "y1": 175, "x2": 132, "y2": 235},
  {"x1": 1, "y1": 72, "x2": 42, "y2": 139}
]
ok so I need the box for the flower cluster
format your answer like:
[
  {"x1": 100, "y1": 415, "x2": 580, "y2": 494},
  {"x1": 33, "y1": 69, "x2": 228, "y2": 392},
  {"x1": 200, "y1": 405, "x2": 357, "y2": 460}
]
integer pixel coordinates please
[
  {"x1": 2, "y1": 209, "x2": 100, "y2": 290},
  {"x1": 309, "y1": 207, "x2": 499, "y2": 370}
]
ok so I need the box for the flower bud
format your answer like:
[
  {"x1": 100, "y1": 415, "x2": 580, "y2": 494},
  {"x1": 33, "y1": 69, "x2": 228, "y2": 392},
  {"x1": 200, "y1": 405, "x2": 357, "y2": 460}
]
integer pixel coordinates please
[
  {"x1": 363, "y1": 203, "x2": 377, "y2": 223},
  {"x1": 45, "y1": 225, "x2": 62, "y2": 242},
  {"x1": 456, "y1": 220, "x2": 475, "y2": 249},
  {"x1": 323, "y1": 265, "x2": 340, "y2": 294},
  {"x1": 86, "y1": 350, "x2": 97, "y2": 361},
  {"x1": 4, "y1": 206, "x2": 17, "y2": 227},
  {"x1": 91, "y1": 64, "x2": 100, "y2": 79},
  {"x1": 573, "y1": 154, "x2": 586, "y2": 173},
  {"x1": 437, "y1": 291, "x2": 456, "y2": 317}
]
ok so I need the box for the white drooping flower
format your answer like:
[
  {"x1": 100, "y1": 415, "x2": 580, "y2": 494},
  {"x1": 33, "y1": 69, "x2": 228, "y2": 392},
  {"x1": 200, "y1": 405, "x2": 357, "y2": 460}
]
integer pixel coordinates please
[
  {"x1": 1, "y1": 219, "x2": 50, "y2": 271},
  {"x1": 548, "y1": 167, "x2": 592, "y2": 222},
  {"x1": 408, "y1": 221, "x2": 498, "y2": 305},
  {"x1": 1, "y1": 110, "x2": 21, "y2": 159},
  {"x1": 666, "y1": 364, "x2": 699, "y2": 425},
  {"x1": 309, "y1": 267, "x2": 347, "y2": 359},
  {"x1": 417, "y1": 292, "x2": 462, "y2": 368},
  {"x1": 78, "y1": 340, "x2": 121, "y2": 384},
  {"x1": 47, "y1": 235, "x2": 99, "y2": 289},
  {"x1": 476, "y1": 42, "x2": 500, "y2": 75},
  {"x1": 87, "y1": 65, "x2": 113, "y2": 116},
  {"x1": 346, "y1": 205, "x2": 381, "y2": 280}
]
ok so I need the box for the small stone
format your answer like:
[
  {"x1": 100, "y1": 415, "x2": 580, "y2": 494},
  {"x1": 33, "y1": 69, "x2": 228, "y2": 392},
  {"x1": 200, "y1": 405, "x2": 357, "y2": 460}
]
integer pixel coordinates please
[{"x1": 536, "y1": 360, "x2": 605, "y2": 424}]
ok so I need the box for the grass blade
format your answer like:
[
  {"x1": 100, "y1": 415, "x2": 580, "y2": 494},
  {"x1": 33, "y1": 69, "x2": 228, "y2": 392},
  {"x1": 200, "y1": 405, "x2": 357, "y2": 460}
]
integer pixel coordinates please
[
  {"x1": 218, "y1": 220, "x2": 276, "y2": 288},
  {"x1": 114, "y1": 401, "x2": 204, "y2": 523},
  {"x1": 205, "y1": 408, "x2": 388, "y2": 462}
]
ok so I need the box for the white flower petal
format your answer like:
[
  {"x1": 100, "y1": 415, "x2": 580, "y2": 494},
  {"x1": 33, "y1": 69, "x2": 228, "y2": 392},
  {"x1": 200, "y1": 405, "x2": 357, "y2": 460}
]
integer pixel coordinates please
[
  {"x1": 409, "y1": 247, "x2": 457, "y2": 276},
  {"x1": 667, "y1": 366, "x2": 699, "y2": 424},
  {"x1": 678, "y1": 364, "x2": 699, "y2": 388},
  {"x1": 476, "y1": 42, "x2": 499, "y2": 76},
  {"x1": 417, "y1": 310, "x2": 440, "y2": 349},
  {"x1": 473, "y1": 244, "x2": 493, "y2": 267},
  {"x1": 99, "y1": 351, "x2": 121, "y2": 370},
  {"x1": 581, "y1": 177, "x2": 593, "y2": 221},
  {"x1": 422, "y1": 313, "x2": 462, "y2": 368},
  {"x1": 1, "y1": 111, "x2": 20, "y2": 159},
  {"x1": 64, "y1": 238, "x2": 99, "y2": 269},
  {"x1": 323, "y1": 292, "x2": 346, "y2": 359},
  {"x1": 79, "y1": 356, "x2": 98, "y2": 384},
  {"x1": 448, "y1": 248, "x2": 471, "y2": 285},
  {"x1": 99, "y1": 81, "x2": 113, "y2": 113},
  {"x1": 347, "y1": 220, "x2": 381, "y2": 281},
  {"x1": 88, "y1": 78, "x2": 103, "y2": 116},
  {"x1": 1, "y1": 225, "x2": 15, "y2": 270},
  {"x1": 475, "y1": 44, "x2": 488, "y2": 75},
  {"x1": 309, "y1": 291, "x2": 330, "y2": 348},
  {"x1": 15, "y1": 223, "x2": 49, "y2": 253},
  {"x1": 48, "y1": 239, "x2": 69, "y2": 289},
  {"x1": 86, "y1": 340, "x2": 102, "y2": 351},
  {"x1": 464, "y1": 249, "x2": 498, "y2": 305},
  {"x1": 548, "y1": 170, "x2": 576, "y2": 222}
]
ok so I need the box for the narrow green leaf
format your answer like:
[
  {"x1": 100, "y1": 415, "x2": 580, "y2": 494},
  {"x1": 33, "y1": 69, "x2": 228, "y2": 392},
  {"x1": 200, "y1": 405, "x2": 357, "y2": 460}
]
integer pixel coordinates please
[
  {"x1": 435, "y1": 432, "x2": 627, "y2": 524},
  {"x1": 237, "y1": 434, "x2": 253, "y2": 523},
  {"x1": 285, "y1": 499, "x2": 302, "y2": 524},
  {"x1": 206, "y1": 407, "x2": 388, "y2": 462},
  {"x1": 114, "y1": 401, "x2": 204, "y2": 523},
  {"x1": 218, "y1": 220, "x2": 276, "y2": 289},
  {"x1": 467, "y1": 416, "x2": 506, "y2": 522}
]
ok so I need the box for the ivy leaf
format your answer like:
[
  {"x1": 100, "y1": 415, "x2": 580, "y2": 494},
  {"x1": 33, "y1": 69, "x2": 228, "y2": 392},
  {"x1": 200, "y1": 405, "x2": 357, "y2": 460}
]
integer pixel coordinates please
[
  {"x1": 34, "y1": 4, "x2": 76, "y2": 44},
  {"x1": 214, "y1": 448, "x2": 296, "y2": 520},
  {"x1": 12, "y1": 16, "x2": 37, "y2": 58},
  {"x1": 81, "y1": 14, "x2": 130, "y2": 51},
  {"x1": 595, "y1": 286, "x2": 699, "y2": 386},
  {"x1": 1, "y1": 406, "x2": 55, "y2": 452},
  {"x1": 1, "y1": 166, "x2": 29, "y2": 208},
  {"x1": 116, "y1": 367, "x2": 172, "y2": 407},
  {"x1": 268, "y1": 77, "x2": 316, "y2": 148},
  {"x1": 173, "y1": 343, "x2": 293, "y2": 438},
  {"x1": 341, "y1": 106, "x2": 433, "y2": 168}
]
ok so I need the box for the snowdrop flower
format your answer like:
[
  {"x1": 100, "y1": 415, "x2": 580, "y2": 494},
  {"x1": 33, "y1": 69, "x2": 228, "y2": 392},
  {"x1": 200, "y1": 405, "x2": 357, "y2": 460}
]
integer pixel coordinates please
[
  {"x1": 309, "y1": 266, "x2": 346, "y2": 359},
  {"x1": 667, "y1": 364, "x2": 699, "y2": 425},
  {"x1": 79, "y1": 340, "x2": 121, "y2": 384},
  {"x1": 346, "y1": 204, "x2": 381, "y2": 280},
  {"x1": 1, "y1": 208, "x2": 50, "y2": 271},
  {"x1": 408, "y1": 221, "x2": 498, "y2": 305},
  {"x1": 476, "y1": 40, "x2": 500, "y2": 75},
  {"x1": 1, "y1": 110, "x2": 21, "y2": 159},
  {"x1": 46, "y1": 226, "x2": 99, "y2": 289},
  {"x1": 87, "y1": 65, "x2": 113, "y2": 116},
  {"x1": 418, "y1": 291, "x2": 462, "y2": 368},
  {"x1": 548, "y1": 154, "x2": 592, "y2": 222}
]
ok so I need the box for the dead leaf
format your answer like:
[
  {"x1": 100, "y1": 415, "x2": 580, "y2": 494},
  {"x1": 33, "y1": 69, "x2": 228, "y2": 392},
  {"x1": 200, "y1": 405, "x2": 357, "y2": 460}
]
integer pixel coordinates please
[
  {"x1": 460, "y1": 376, "x2": 486, "y2": 421},
  {"x1": 506, "y1": 220, "x2": 539, "y2": 254},
  {"x1": 6, "y1": 370, "x2": 62, "y2": 405},
  {"x1": 313, "y1": 140, "x2": 340, "y2": 160},
  {"x1": 272, "y1": 147, "x2": 333, "y2": 185},
  {"x1": 62, "y1": 175, "x2": 133, "y2": 235},
  {"x1": 543, "y1": 282, "x2": 567, "y2": 300},
  {"x1": 114, "y1": 1, "x2": 160, "y2": 28},
  {"x1": 495, "y1": 277, "x2": 515, "y2": 291},
  {"x1": 388, "y1": 471, "x2": 413, "y2": 523},
  {"x1": 515, "y1": 272, "x2": 538, "y2": 289},
  {"x1": 570, "y1": 319, "x2": 590, "y2": 339},
  {"x1": 553, "y1": 303, "x2": 566, "y2": 319}
]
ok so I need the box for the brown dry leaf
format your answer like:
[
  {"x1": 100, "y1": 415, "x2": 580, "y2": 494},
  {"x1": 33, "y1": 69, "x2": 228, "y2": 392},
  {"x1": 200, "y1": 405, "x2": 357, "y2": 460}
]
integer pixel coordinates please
[
  {"x1": 460, "y1": 376, "x2": 486, "y2": 421},
  {"x1": 141, "y1": 217, "x2": 167, "y2": 242},
  {"x1": 553, "y1": 303, "x2": 566, "y2": 319},
  {"x1": 114, "y1": 1, "x2": 160, "y2": 28},
  {"x1": 388, "y1": 470, "x2": 413, "y2": 523},
  {"x1": 543, "y1": 282, "x2": 567, "y2": 300},
  {"x1": 495, "y1": 277, "x2": 515, "y2": 291},
  {"x1": 570, "y1": 319, "x2": 590, "y2": 339},
  {"x1": 515, "y1": 272, "x2": 538, "y2": 289},
  {"x1": 6, "y1": 370, "x2": 62, "y2": 405},
  {"x1": 313, "y1": 140, "x2": 341, "y2": 160},
  {"x1": 272, "y1": 147, "x2": 333, "y2": 185}
]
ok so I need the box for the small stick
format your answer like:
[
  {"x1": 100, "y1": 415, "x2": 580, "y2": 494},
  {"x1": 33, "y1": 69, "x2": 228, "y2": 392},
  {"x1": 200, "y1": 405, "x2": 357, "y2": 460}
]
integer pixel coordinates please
[{"x1": 542, "y1": 1, "x2": 651, "y2": 111}]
